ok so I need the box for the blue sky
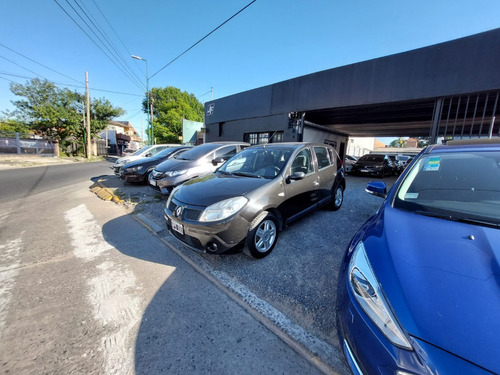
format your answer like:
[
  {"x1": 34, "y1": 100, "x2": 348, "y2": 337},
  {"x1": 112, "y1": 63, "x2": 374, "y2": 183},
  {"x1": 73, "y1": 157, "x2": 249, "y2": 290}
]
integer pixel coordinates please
[{"x1": 1, "y1": 0, "x2": 500, "y2": 142}]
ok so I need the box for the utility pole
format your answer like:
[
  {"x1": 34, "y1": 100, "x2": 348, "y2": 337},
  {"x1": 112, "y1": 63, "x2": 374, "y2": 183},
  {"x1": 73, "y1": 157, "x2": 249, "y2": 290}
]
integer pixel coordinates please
[
  {"x1": 85, "y1": 71, "x2": 91, "y2": 159},
  {"x1": 149, "y1": 93, "x2": 154, "y2": 144}
]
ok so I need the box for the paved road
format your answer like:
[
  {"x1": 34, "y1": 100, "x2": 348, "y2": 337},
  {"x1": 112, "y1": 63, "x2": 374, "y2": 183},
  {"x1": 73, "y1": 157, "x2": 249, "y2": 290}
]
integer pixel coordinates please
[
  {"x1": 0, "y1": 161, "x2": 111, "y2": 204},
  {"x1": 0, "y1": 162, "x2": 325, "y2": 374}
]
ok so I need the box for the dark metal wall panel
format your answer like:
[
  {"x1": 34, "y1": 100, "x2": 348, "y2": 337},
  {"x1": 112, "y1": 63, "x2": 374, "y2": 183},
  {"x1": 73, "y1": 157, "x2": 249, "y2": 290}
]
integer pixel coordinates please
[
  {"x1": 204, "y1": 85, "x2": 273, "y2": 125},
  {"x1": 205, "y1": 114, "x2": 290, "y2": 142},
  {"x1": 205, "y1": 28, "x2": 500, "y2": 127}
]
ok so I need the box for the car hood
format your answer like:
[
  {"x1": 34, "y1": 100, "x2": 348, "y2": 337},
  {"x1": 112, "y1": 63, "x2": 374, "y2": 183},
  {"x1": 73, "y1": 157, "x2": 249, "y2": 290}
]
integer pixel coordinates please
[
  {"x1": 123, "y1": 155, "x2": 164, "y2": 168},
  {"x1": 155, "y1": 158, "x2": 194, "y2": 172},
  {"x1": 172, "y1": 174, "x2": 270, "y2": 206},
  {"x1": 368, "y1": 207, "x2": 500, "y2": 372}
]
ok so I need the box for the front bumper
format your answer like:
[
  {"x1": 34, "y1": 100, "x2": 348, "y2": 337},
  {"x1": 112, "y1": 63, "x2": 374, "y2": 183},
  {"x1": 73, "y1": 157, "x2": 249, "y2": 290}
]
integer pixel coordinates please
[
  {"x1": 149, "y1": 175, "x2": 189, "y2": 194},
  {"x1": 163, "y1": 201, "x2": 250, "y2": 254},
  {"x1": 120, "y1": 172, "x2": 146, "y2": 183},
  {"x1": 111, "y1": 165, "x2": 123, "y2": 175}
]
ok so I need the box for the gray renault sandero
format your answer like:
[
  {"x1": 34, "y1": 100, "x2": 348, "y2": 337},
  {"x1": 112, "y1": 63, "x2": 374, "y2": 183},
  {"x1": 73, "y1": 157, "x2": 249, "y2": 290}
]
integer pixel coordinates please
[
  {"x1": 164, "y1": 142, "x2": 345, "y2": 258},
  {"x1": 149, "y1": 141, "x2": 249, "y2": 194}
]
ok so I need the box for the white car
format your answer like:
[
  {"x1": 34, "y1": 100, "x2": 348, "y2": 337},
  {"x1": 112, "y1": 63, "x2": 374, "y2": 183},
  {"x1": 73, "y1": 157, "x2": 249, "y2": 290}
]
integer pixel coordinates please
[{"x1": 111, "y1": 144, "x2": 172, "y2": 174}]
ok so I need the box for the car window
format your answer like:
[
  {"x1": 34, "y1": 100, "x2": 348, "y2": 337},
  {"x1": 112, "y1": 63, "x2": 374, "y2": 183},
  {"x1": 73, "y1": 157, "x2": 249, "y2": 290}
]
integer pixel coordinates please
[
  {"x1": 214, "y1": 145, "x2": 238, "y2": 160},
  {"x1": 291, "y1": 148, "x2": 314, "y2": 175},
  {"x1": 221, "y1": 147, "x2": 292, "y2": 178},
  {"x1": 175, "y1": 143, "x2": 218, "y2": 160},
  {"x1": 394, "y1": 151, "x2": 500, "y2": 224},
  {"x1": 149, "y1": 146, "x2": 165, "y2": 156},
  {"x1": 314, "y1": 146, "x2": 333, "y2": 169}
]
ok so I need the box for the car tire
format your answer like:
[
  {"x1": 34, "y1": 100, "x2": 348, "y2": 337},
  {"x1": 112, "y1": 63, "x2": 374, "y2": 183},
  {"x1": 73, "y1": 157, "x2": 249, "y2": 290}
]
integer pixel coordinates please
[
  {"x1": 245, "y1": 213, "x2": 279, "y2": 259},
  {"x1": 330, "y1": 185, "x2": 344, "y2": 211}
]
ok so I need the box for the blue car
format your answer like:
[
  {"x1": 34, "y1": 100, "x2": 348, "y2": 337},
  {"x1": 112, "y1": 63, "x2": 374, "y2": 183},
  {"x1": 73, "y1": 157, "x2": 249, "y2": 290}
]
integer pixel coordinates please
[{"x1": 336, "y1": 140, "x2": 500, "y2": 374}]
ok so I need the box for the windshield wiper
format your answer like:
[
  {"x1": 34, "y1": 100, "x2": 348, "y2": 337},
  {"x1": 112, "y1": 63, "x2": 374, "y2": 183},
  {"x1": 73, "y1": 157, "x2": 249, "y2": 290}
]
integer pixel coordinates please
[
  {"x1": 217, "y1": 170, "x2": 233, "y2": 176},
  {"x1": 415, "y1": 210, "x2": 500, "y2": 228},
  {"x1": 455, "y1": 217, "x2": 500, "y2": 229},
  {"x1": 232, "y1": 172, "x2": 260, "y2": 178}
]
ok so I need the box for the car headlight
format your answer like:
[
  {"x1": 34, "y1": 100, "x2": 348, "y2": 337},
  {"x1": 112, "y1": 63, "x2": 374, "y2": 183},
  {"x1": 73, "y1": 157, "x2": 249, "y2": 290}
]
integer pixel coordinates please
[
  {"x1": 152, "y1": 170, "x2": 164, "y2": 178},
  {"x1": 125, "y1": 166, "x2": 143, "y2": 172},
  {"x1": 348, "y1": 242, "x2": 412, "y2": 349},
  {"x1": 166, "y1": 169, "x2": 187, "y2": 177},
  {"x1": 199, "y1": 196, "x2": 248, "y2": 222},
  {"x1": 120, "y1": 159, "x2": 130, "y2": 165}
]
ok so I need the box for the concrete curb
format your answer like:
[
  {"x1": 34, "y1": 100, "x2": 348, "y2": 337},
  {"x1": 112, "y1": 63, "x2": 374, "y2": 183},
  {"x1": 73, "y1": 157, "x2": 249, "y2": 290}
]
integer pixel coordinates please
[{"x1": 90, "y1": 180, "x2": 124, "y2": 204}]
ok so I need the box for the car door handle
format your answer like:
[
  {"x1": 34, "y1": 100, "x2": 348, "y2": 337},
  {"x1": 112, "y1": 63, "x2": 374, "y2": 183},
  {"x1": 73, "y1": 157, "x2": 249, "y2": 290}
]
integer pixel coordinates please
[{"x1": 313, "y1": 181, "x2": 320, "y2": 186}]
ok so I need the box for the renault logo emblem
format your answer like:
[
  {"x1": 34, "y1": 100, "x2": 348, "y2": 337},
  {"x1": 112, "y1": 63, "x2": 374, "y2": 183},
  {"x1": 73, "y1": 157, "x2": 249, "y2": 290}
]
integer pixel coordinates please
[{"x1": 175, "y1": 206, "x2": 184, "y2": 218}]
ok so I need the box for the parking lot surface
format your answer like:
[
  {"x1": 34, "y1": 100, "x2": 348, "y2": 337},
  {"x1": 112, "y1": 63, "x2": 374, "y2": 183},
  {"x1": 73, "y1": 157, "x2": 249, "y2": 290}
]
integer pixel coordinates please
[{"x1": 96, "y1": 171, "x2": 398, "y2": 371}]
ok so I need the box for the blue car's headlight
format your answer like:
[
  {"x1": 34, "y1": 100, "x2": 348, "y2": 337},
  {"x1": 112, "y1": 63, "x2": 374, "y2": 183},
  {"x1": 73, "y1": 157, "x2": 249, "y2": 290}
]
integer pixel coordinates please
[
  {"x1": 349, "y1": 242, "x2": 412, "y2": 349},
  {"x1": 199, "y1": 196, "x2": 248, "y2": 222}
]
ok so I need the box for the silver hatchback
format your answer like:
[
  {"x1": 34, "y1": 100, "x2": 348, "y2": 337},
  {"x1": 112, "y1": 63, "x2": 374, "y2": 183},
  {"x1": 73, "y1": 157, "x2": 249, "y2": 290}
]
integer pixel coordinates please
[{"x1": 148, "y1": 142, "x2": 249, "y2": 194}]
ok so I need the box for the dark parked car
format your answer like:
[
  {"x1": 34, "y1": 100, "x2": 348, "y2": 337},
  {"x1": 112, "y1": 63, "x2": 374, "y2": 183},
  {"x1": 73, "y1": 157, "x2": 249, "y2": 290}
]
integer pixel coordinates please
[
  {"x1": 336, "y1": 140, "x2": 500, "y2": 374},
  {"x1": 119, "y1": 146, "x2": 192, "y2": 183},
  {"x1": 351, "y1": 153, "x2": 395, "y2": 177},
  {"x1": 149, "y1": 142, "x2": 249, "y2": 194},
  {"x1": 111, "y1": 144, "x2": 172, "y2": 174},
  {"x1": 164, "y1": 143, "x2": 345, "y2": 258}
]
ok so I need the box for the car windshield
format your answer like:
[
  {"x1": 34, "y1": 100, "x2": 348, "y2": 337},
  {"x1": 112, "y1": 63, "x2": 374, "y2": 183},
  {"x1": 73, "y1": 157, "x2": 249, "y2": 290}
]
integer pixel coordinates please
[
  {"x1": 218, "y1": 147, "x2": 292, "y2": 179},
  {"x1": 359, "y1": 154, "x2": 384, "y2": 162},
  {"x1": 394, "y1": 150, "x2": 500, "y2": 226},
  {"x1": 155, "y1": 147, "x2": 180, "y2": 158},
  {"x1": 132, "y1": 146, "x2": 152, "y2": 156},
  {"x1": 176, "y1": 144, "x2": 221, "y2": 160}
]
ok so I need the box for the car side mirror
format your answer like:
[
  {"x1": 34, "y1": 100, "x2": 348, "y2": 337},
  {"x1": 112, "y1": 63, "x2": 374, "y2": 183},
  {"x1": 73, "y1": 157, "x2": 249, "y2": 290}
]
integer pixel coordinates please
[
  {"x1": 145, "y1": 153, "x2": 151, "y2": 157},
  {"x1": 366, "y1": 181, "x2": 387, "y2": 199},
  {"x1": 212, "y1": 157, "x2": 225, "y2": 166},
  {"x1": 286, "y1": 171, "x2": 305, "y2": 184}
]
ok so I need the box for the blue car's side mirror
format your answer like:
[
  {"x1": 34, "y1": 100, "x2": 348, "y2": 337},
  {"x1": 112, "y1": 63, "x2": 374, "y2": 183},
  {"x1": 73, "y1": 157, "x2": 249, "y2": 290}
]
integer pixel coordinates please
[{"x1": 366, "y1": 181, "x2": 387, "y2": 199}]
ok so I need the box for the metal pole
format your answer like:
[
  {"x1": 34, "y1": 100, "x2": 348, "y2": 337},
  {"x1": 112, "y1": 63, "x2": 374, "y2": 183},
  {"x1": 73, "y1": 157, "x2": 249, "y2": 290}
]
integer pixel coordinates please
[{"x1": 85, "y1": 71, "x2": 91, "y2": 159}]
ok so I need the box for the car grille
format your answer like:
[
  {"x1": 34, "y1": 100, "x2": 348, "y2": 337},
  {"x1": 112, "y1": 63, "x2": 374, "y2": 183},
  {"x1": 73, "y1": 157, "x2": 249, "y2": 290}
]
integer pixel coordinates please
[{"x1": 168, "y1": 199, "x2": 203, "y2": 221}]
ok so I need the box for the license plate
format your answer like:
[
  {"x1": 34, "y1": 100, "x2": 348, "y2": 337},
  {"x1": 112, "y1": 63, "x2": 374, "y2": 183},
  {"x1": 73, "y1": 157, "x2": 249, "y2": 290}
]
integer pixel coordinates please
[
  {"x1": 171, "y1": 219, "x2": 184, "y2": 235},
  {"x1": 361, "y1": 169, "x2": 369, "y2": 172}
]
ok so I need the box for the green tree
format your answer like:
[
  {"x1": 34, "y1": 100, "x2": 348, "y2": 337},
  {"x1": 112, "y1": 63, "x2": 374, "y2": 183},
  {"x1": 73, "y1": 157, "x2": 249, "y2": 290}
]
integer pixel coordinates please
[
  {"x1": 389, "y1": 137, "x2": 406, "y2": 148},
  {"x1": 8, "y1": 78, "x2": 124, "y2": 155},
  {"x1": 9, "y1": 78, "x2": 82, "y2": 141},
  {"x1": 144, "y1": 86, "x2": 204, "y2": 143}
]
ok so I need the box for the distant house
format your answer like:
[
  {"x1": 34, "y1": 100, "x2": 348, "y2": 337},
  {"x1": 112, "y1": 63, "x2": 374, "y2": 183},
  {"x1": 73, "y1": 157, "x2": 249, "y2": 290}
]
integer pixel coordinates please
[
  {"x1": 406, "y1": 138, "x2": 419, "y2": 148},
  {"x1": 98, "y1": 121, "x2": 142, "y2": 155}
]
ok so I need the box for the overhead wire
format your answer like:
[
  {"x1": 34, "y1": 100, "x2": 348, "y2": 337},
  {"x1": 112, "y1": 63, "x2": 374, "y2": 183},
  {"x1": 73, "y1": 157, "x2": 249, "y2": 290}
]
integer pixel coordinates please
[
  {"x1": 72, "y1": 0, "x2": 145, "y2": 89},
  {"x1": 0, "y1": 43, "x2": 81, "y2": 84},
  {"x1": 53, "y1": 0, "x2": 144, "y2": 92},
  {"x1": 150, "y1": 0, "x2": 257, "y2": 79},
  {"x1": 62, "y1": 0, "x2": 144, "y2": 90}
]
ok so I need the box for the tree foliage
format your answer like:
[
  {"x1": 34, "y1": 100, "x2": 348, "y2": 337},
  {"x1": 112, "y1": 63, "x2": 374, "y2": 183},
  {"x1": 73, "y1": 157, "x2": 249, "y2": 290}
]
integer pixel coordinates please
[
  {"x1": 144, "y1": 86, "x2": 203, "y2": 144},
  {"x1": 6, "y1": 78, "x2": 124, "y2": 154}
]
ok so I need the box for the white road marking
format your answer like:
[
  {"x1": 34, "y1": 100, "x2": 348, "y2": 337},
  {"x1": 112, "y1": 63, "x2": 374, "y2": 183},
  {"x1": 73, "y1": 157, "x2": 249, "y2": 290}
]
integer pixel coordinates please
[
  {"x1": 65, "y1": 204, "x2": 142, "y2": 374},
  {"x1": 0, "y1": 236, "x2": 22, "y2": 338}
]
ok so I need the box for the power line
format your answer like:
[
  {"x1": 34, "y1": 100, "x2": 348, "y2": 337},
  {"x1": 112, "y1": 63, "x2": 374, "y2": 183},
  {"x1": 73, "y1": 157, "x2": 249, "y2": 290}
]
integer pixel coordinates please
[
  {"x1": 0, "y1": 71, "x2": 141, "y2": 97},
  {"x1": 0, "y1": 43, "x2": 81, "y2": 84},
  {"x1": 72, "y1": 0, "x2": 145, "y2": 89},
  {"x1": 53, "y1": 0, "x2": 144, "y2": 91},
  {"x1": 150, "y1": 0, "x2": 257, "y2": 79},
  {"x1": 0, "y1": 55, "x2": 50, "y2": 81},
  {"x1": 62, "y1": 0, "x2": 144, "y2": 90}
]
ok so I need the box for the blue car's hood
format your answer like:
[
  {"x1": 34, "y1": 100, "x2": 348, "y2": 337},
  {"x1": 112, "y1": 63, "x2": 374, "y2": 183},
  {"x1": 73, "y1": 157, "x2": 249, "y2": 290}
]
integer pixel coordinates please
[
  {"x1": 368, "y1": 207, "x2": 500, "y2": 372},
  {"x1": 172, "y1": 174, "x2": 269, "y2": 207}
]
